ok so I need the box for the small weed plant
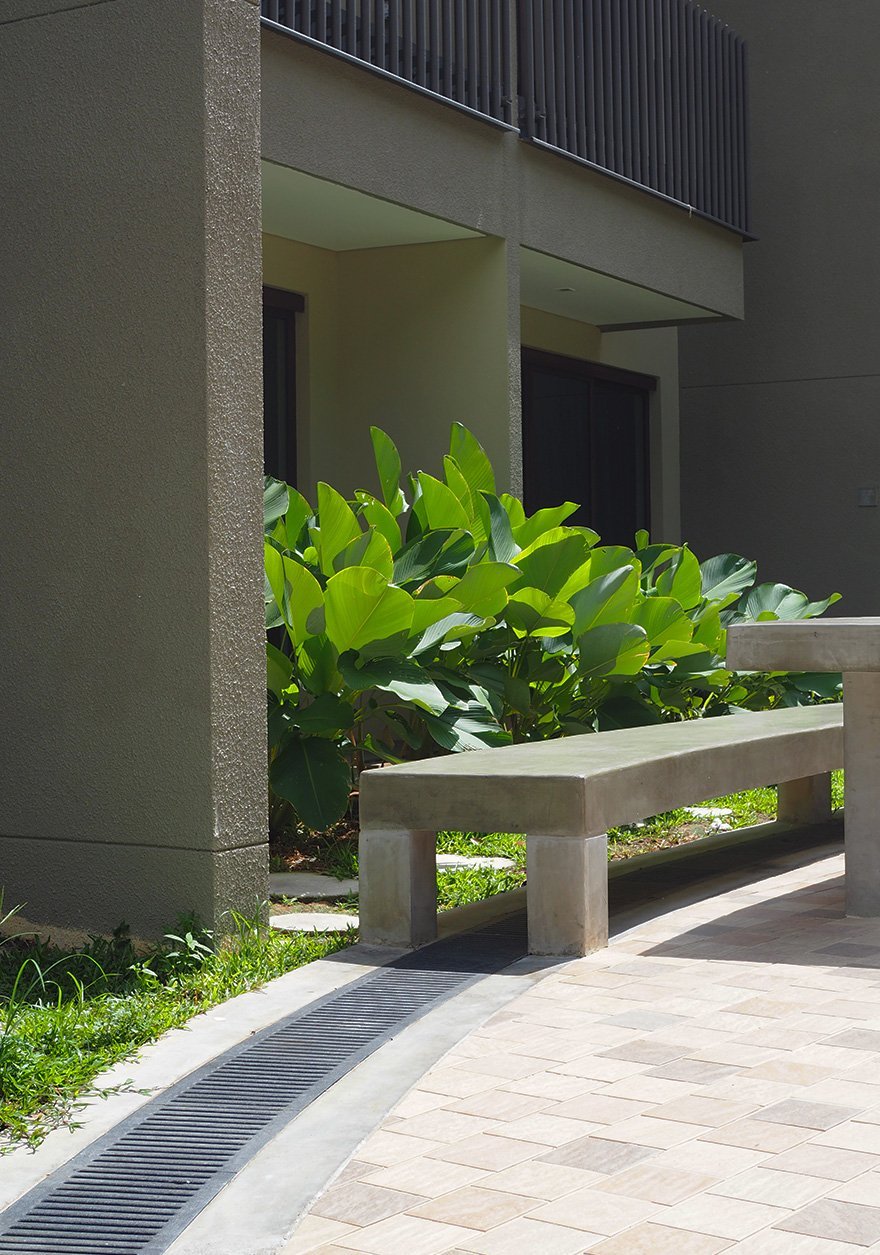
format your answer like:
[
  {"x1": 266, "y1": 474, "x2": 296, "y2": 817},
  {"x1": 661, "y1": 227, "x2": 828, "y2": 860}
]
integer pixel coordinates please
[{"x1": 0, "y1": 906, "x2": 349, "y2": 1149}]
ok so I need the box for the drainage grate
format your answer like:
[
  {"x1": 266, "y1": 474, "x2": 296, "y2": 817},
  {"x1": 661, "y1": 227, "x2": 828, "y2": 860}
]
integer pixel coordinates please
[{"x1": 0, "y1": 917, "x2": 526, "y2": 1255}]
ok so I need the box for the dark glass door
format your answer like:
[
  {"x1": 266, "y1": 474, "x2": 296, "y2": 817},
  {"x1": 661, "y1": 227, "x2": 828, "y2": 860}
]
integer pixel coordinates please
[
  {"x1": 521, "y1": 349, "x2": 654, "y2": 545},
  {"x1": 262, "y1": 286, "x2": 303, "y2": 484}
]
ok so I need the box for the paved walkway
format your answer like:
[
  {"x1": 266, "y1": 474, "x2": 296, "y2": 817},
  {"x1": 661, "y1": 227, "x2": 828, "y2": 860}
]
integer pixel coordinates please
[{"x1": 286, "y1": 850, "x2": 880, "y2": 1254}]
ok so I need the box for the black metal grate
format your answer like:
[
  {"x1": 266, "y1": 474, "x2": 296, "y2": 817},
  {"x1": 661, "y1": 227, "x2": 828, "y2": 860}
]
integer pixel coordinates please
[{"x1": 0, "y1": 918, "x2": 526, "y2": 1255}]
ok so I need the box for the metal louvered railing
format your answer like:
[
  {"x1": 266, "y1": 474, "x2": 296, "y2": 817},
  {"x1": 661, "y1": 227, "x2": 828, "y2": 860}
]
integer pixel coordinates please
[{"x1": 261, "y1": 0, "x2": 750, "y2": 236}]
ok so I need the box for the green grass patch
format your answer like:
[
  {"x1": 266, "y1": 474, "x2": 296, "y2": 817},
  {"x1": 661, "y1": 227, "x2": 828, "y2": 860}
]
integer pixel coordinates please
[{"x1": 0, "y1": 910, "x2": 350, "y2": 1150}]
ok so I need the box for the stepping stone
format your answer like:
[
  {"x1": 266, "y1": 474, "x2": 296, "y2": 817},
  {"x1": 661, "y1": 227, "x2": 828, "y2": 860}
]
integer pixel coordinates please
[
  {"x1": 270, "y1": 871, "x2": 358, "y2": 899},
  {"x1": 270, "y1": 912, "x2": 359, "y2": 933},
  {"x1": 684, "y1": 806, "x2": 733, "y2": 818},
  {"x1": 436, "y1": 854, "x2": 516, "y2": 871}
]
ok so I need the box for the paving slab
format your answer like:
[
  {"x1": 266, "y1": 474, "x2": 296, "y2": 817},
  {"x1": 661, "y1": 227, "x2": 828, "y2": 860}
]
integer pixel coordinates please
[
  {"x1": 288, "y1": 850, "x2": 880, "y2": 1254},
  {"x1": 270, "y1": 912, "x2": 359, "y2": 933}
]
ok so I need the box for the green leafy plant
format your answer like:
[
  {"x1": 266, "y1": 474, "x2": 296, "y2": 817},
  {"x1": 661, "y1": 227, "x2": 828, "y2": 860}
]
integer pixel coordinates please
[{"x1": 265, "y1": 424, "x2": 840, "y2": 833}]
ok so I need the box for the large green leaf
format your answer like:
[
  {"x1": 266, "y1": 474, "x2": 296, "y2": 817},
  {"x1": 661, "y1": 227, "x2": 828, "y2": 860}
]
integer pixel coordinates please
[
  {"x1": 513, "y1": 504, "x2": 580, "y2": 549},
  {"x1": 333, "y1": 529, "x2": 394, "y2": 580},
  {"x1": 292, "y1": 694, "x2": 356, "y2": 735},
  {"x1": 449, "y1": 423, "x2": 495, "y2": 495},
  {"x1": 578, "y1": 624, "x2": 650, "y2": 677},
  {"x1": 393, "y1": 529, "x2": 475, "y2": 587},
  {"x1": 570, "y1": 566, "x2": 639, "y2": 637},
  {"x1": 284, "y1": 488, "x2": 313, "y2": 551},
  {"x1": 506, "y1": 588, "x2": 575, "y2": 637},
  {"x1": 340, "y1": 655, "x2": 450, "y2": 716},
  {"x1": 411, "y1": 611, "x2": 487, "y2": 655},
  {"x1": 656, "y1": 546, "x2": 703, "y2": 610},
  {"x1": 316, "y1": 483, "x2": 361, "y2": 576},
  {"x1": 296, "y1": 635, "x2": 340, "y2": 695},
  {"x1": 355, "y1": 491, "x2": 402, "y2": 553},
  {"x1": 270, "y1": 737, "x2": 351, "y2": 831},
  {"x1": 588, "y1": 546, "x2": 639, "y2": 579},
  {"x1": 478, "y1": 493, "x2": 519, "y2": 564},
  {"x1": 266, "y1": 642, "x2": 294, "y2": 699},
  {"x1": 699, "y1": 552, "x2": 757, "y2": 605},
  {"x1": 732, "y1": 583, "x2": 841, "y2": 623},
  {"x1": 370, "y1": 426, "x2": 406, "y2": 515},
  {"x1": 633, "y1": 597, "x2": 693, "y2": 648},
  {"x1": 281, "y1": 556, "x2": 324, "y2": 646},
  {"x1": 410, "y1": 594, "x2": 466, "y2": 634},
  {"x1": 263, "y1": 477, "x2": 289, "y2": 531},
  {"x1": 512, "y1": 530, "x2": 590, "y2": 599},
  {"x1": 450, "y1": 563, "x2": 520, "y2": 614},
  {"x1": 414, "y1": 472, "x2": 471, "y2": 532},
  {"x1": 423, "y1": 708, "x2": 509, "y2": 752},
  {"x1": 324, "y1": 567, "x2": 414, "y2": 653}
]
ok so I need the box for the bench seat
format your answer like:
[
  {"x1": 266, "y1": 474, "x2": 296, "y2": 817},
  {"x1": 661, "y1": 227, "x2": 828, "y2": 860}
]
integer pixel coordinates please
[{"x1": 359, "y1": 705, "x2": 843, "y2": 955}]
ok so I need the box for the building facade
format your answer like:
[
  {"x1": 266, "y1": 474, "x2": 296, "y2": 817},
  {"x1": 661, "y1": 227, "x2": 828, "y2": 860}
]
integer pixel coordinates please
[{"x1": 1, "y1": 0, "x2": 749, "y2": 936}]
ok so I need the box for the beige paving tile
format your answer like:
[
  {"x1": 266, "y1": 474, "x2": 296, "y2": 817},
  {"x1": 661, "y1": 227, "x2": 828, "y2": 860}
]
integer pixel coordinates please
[
  {"x1": 479, "y1": 1159, "x2": 601, "y2": 1201},
  {"x1": 647, "y1": 1059, "x2": 739, "y2": 1086},
  {"x1": 453, "y1": 1215, "x2": 602, "y2": 1254},
  {"x1": 733, "y1": 1231, "x2": 868, "y2": 1253},
  {"x1": 774, "y1": 1197, "x2": 880, "y2": 1245},
  {"x1": 409, "y1": 1185, "x2": 538, "y2": 1230},
  {"x1": 600, "y1": 1116, "x2": 707, "y2": 1150},
  {"x1": 813, "y1": 1121, "x2": 880, "y2": 1155},
  {"x1": 598, "y1": 1039, "x2": 687, "y2": 1065},
  {"x1": 660, "y1": 1192, "x2": 788, "y2": 1240},
  {"x1": 393, "y1": 1090, "x2": 454, "y2": 1120},
  {"x1": 598, "y1": 1075, "x2": 696, "y2": 1103},
  {"x1": 450, "y1": 1054, "x2": 545, "y2": 1081},
  {"x1": 427, "y1": 1134, "x2": 544, "y2": 1171},
  {"x1": 655, "y1": 1142, "x2": 769, "y2": 1176},
  {"x1": 529, "y1": 1185, "x2": 662, "y2": 1234},
  {"x1": 451, "y1": 1090, "x2": 549, "y2": 1122},
  {"x1": 759, "y1": 1099, "x2": 859, "y2": 1131},
  {"x1": 552, "y1": 1055, "x2": 647, "y2": 1081},
  {"x1": 829, "y1": 1172, "x2": 880, "y2": 1204},
  {"x1": 747, "y1": 1059, "x2": 836, "y2": 1086},
  {"x1": 800, "y1": 1080, "x2": 880, "y2": 1109},
  {"x1": 596, "y1": 1161, "x2": 718, "y2": 1204},
  {"x1": 540, "y1": 1134, "x2": 659, "y2": 1175},
  {"x1": 698, "y1": 1117, "x2": 809, "y2": 1153},
  {"x1": 281, "y1": 1215, "x2": 359, "y2": 1255},
  {"x1": 589, "y1": 1223, "x2": 733, "y2": 1254},
  {"x1": 691, "y1": 1043, "x2": 780, "y2": 1067},
  {"x1": 388, "y1": 1110, "x2": 499, "y2": 1144},
  {"x1": 310, "y1": 1180, "x2": 422, "y2": 1226},
  {"x1": 419, "y1": 1070, "x2": 506, "y2": 1099},
  {"x1": 356, "y1": 1130, "x2": 441, "y2": 1167},
  {"x1": 708, "y1": 1165, "x2": 829, "y2": 1207},
  {"x1": 486, "y1": 1112, "x2": 601, "y2": 1146},
  {"x1": 651, "y1": 1095, "x2": 756, "y2": 1127},
  {"x1": 766, "y1": 1143, "x2": 880, "y2": 1180},
  {"x1": 360, "y1": 1158, "x2": 488, "y2": 1198},
  {"x1": 331, "y1": 1212, "x2": 474, "y2": 1254},
  {"x1": 502, "y1": 1073, "x2": 602, "y2": 1100},
  {"x1": 550, "y1": 1093, "x2": 649, "y2": 1124}
]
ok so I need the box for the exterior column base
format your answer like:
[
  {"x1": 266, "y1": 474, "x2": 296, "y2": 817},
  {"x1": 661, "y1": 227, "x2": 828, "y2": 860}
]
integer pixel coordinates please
[
  {"x1": 358, "y1": 827, "x2": 438, "y2": 948},
  {"x1": 526, "y1": 834, "x2": 608, "y2": 956}
]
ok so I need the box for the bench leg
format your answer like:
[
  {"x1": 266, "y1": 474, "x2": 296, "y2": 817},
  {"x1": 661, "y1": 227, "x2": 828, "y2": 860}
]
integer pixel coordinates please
[
  {"x1": 358, "y1": 826, "x2": 438, "y2": 948},
  {"x1": 844, "y1": 673, "x2": 880, "y2": 917},
  {"x1": 777, "y1": 773, "x2": 832, "y2": 826},
  {"x1": 526, "y1": 834, "x2": 608, "y2": 956}
]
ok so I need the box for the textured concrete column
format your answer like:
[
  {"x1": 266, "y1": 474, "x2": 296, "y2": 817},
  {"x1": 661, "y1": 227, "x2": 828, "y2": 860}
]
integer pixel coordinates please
[
  {"x1": 526, "y1": 835, "x2": 609, "y2": 956},
  {"x1": 843, "y1": 674, "x2": 880, "y2": 917},
  {"x1": 359, "y1": 828, "x2": 438, "y2": 949},
  {"x1": 0, "y1": 0, "x2": 265, "y2": 938},
  {"x1": 778, "y1": 774, "x2": 833, "y2": 826}
]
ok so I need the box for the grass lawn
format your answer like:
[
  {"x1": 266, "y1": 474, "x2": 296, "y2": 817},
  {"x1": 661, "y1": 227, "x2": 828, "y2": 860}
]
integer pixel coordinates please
[{"x1": 0, "y1": 911, "x2": 349, "y2": 1150}]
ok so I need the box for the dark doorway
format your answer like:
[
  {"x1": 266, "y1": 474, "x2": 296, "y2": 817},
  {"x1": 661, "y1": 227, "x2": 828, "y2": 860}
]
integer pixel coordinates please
[
  {"x1": 263, "y1": 286, "x2": 304, "y2": 484},
  {"x1": 521, "y1": 348, "x2": 655, "y2": 545}
]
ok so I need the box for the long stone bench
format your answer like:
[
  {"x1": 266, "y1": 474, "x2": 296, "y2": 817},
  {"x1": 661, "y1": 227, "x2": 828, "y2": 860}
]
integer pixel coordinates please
[{"x1": 358, "y1": 704, "x2": 843, "y2": 956}]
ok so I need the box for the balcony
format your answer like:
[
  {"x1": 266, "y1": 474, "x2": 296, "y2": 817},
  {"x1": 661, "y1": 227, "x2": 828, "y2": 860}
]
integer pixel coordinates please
[{"x1": 260, "y1": 0, "x2": 750, "y2": 237}]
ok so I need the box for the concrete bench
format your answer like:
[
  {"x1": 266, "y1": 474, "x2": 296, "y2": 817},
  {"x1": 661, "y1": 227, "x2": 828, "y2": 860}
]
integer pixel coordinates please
[{"x1": 358, "y1": 704, "x2": 843, "y2": 956}]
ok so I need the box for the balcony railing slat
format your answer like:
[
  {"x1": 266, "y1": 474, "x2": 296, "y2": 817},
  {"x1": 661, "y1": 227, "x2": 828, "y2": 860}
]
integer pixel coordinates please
[{"x1": 261, "y1": 0, "x2": 750, "y2": 235}]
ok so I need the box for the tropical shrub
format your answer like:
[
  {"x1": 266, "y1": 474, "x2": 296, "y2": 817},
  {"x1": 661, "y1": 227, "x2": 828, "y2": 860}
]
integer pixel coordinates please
[{"x1": 264, "y1": 424, "x2": 840, "y2": 831}]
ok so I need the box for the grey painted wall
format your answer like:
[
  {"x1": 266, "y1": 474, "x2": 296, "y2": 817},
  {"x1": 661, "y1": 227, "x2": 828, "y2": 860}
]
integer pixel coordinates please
[
  {"x1": 0, "y1": 0, "x2": 266, "y2": 938},
  {"x1": 679, "y1": 1, "x2": 880, "y2": 613}
]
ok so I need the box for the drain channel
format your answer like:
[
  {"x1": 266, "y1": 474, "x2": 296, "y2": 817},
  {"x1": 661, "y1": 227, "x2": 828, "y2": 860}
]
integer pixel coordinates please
[{"x1": 0, "y1": 917, "x2": 526, "y2": 1255}]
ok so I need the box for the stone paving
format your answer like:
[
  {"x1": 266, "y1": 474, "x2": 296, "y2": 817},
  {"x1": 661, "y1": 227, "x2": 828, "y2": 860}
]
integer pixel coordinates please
[{"x1": 285, "y1": 849, "x2": 880, "y2": 1253}]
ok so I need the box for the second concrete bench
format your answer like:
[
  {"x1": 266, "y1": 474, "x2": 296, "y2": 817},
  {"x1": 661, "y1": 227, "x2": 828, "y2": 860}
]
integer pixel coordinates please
[{"x1": 358, "y1": 704, "x2": 843, "y2": 956}]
